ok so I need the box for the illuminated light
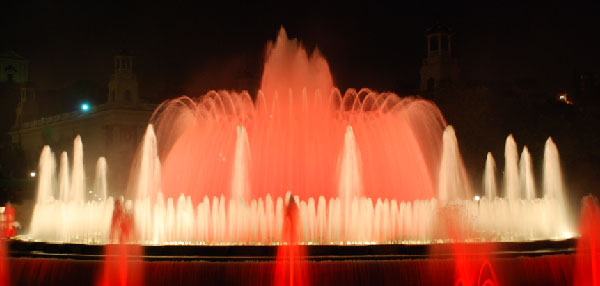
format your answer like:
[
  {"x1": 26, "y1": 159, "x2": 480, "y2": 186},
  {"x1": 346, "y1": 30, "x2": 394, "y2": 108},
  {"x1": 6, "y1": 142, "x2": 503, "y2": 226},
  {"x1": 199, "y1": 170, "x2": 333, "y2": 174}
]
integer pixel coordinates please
[
  {"x1": 561, "y1": 231, "x2": 576, "y2": 239},
  {"x1": 30, "y1": 171, "x2": 36, "y2": 178},
  {"x1": 81, "y1": 103, "x2": 90, "y2": 111},
  {"x1": 474, "y1": 195, "x2": 481, "y2": 201},
  {"x1": 557, "y1": 93, "x2": 572, "y2": 104}
]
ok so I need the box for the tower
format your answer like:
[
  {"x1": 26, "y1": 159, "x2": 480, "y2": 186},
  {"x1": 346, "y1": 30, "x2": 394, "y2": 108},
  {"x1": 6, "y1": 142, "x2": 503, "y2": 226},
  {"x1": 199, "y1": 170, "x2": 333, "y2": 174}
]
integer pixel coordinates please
[
  {"x1": 420, "y1": 24, "x2": 460, "y2": 94},
  {"x1": 0, "y1": 50, "x2": 29, "y2": 84},
  {"x1": 14, "y1": 84, "x2": 37, "y2": 128},
  {"x1": 108, "y1": 52, "x2": 139, "y2": 105}
]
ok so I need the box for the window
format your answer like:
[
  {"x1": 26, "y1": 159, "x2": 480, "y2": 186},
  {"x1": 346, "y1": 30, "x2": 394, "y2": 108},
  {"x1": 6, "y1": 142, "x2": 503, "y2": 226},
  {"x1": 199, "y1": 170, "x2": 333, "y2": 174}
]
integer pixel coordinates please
[
  {"x1": 430, "y1": 37, "x2": 439, "y2": 51},
  {"x1": 441, "y1": 36, "x2": 448, "y2": 51},
  {"x1": 124, "y1": 90, "x2": 132, "y2": 103},
  {"x1": 427, "y1": 78, "x2": 435, "y2": 91}
]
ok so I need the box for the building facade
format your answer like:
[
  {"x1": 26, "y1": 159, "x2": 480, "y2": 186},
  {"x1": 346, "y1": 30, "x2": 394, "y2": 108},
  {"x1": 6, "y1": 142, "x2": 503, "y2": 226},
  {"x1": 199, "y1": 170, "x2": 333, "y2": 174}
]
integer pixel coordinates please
[{"x1": 9, "y1": 53, "x2": 155, "y2": 193}]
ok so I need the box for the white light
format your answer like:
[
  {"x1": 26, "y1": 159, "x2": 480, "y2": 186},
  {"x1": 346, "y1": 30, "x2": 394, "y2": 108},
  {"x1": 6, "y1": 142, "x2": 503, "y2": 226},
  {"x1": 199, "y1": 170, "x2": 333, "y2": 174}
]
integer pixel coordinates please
[
  {"x1": 474, "y1": 195, "x2": 481, "y2": 201},
  {"x1": 30, "y1": 172, "x2": 36, "y2": 178},
  {"x1": 81, "y1": 103, "x2": 89, "y2": 111},
  {"x1": 559, "y1": 95, "x2": 565, "y2": 100}
]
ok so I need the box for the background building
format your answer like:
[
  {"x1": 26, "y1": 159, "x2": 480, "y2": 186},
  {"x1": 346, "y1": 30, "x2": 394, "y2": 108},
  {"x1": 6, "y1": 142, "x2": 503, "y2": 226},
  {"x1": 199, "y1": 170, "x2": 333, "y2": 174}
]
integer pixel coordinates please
[{"x1": 9, "y1": 53, "x2": 155, "y2": 204}]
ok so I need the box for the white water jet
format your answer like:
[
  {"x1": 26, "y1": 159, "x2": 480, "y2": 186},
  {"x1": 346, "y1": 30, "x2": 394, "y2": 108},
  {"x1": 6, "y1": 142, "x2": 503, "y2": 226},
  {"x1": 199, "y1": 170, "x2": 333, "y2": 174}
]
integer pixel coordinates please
[
  {"x1": 29, "y1": 135, "x2": 114, "y2": 243},
  {"x1": 70, "y1": 135, "x2": 85, "y2": 203},
  {"x1": 543, "y1": 138, "x2": 563, "y2": 200},
  {"x1": 519, "y1": 147, "x2": 535, "y2": 200},
  {"x1": 504, "y1": 135, "x2": 520, "y2": 200},
  {"x1": 483, "y1": 152, "x2": 497, "y2": 199},
  {"x1": 137, "y1": 125, "x2": 160, "y2": 201},
  {"x1": 94, "y1": 157, "x2": 107, "y2": 201},
  {"x1": 338, "y1": 126, "x2": 363, "y2": 241},
  {"x1": 36, "y1": 146, "x2": 55, "y2": 204},
  {"x1": 26, "y1": 125, "x2": 575, "y2": 245},
  {"x1": 438, "y1": 126, "x2": 469, "y2": 201},
  {"x1": 232, "y1": 125, "x2": 251, "y2": 202},
  {"x1": 58, "y1": 152, "x2": 70, "y2": 201},
  {"x1": 542, "y1": 137, "x2": 571, "y2": 237}
]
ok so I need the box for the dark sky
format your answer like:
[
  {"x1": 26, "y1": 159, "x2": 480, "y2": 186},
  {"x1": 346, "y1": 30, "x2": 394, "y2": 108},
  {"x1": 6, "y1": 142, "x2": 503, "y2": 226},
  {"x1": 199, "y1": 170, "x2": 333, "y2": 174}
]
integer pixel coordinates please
[{"x1": 2, "y1": 1, "x2": 599, "y2": 98}]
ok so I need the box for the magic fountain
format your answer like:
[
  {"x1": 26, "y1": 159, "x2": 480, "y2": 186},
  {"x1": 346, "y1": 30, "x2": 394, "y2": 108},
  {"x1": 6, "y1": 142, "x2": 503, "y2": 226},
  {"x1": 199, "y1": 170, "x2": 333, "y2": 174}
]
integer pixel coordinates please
[
  {"x1": 26, "y1": 31, "x2": 573, "y2": 245},
  {"x1": 8, "y1": 28, "x2": 590, "y2": 285}
]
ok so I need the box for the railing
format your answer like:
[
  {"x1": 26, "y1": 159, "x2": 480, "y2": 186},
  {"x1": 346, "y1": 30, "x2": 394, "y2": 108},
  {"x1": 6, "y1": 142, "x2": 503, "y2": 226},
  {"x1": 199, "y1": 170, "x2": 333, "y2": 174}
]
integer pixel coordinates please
[{"x1": 19, "y1": 103, "x2": 156, "y2": 129}]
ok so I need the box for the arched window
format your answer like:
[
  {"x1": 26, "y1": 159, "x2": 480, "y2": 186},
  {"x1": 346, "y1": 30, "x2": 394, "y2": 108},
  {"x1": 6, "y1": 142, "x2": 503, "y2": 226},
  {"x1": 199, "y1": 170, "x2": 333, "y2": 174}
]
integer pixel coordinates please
[
  {"x1": 124, "y1": 90, "x2": 132, "y2": 103},
  {"x1": 430, "y1": 37, "x2": 439, "y2": 51},
  {"x1": 427, "y1": 78, "x2": 435, "y2": 91},
  {"x1": 441, "y1": 35, "x2": 449, "y2": 51}
]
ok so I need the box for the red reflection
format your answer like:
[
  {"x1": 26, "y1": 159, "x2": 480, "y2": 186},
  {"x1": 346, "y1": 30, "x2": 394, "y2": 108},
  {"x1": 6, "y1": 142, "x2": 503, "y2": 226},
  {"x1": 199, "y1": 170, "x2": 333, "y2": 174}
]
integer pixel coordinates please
[
  {"x1": 575, "y1": 196, "x2": 600, "y2": 286},
  {"x1": 0, "y1": 239, "x2": 8, "y2": 286},
  {"x1": 98, "y1": 199, "x2": 143, "y2": 286},
  {"x1": 432, "y1": 205, "x2": 498, "y2": 286},
  {"x1": 274, "y1": 196, "x2": 309, "y2": 286}
]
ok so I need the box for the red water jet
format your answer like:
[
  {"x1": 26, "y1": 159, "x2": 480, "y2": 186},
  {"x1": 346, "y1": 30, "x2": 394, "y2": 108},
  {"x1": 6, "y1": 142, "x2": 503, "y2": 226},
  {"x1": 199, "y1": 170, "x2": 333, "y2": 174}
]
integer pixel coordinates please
[
  {"x1": 0, "y1": 239, "x2": 9, "y2": 286},
  {"x1": 430, "y1": 205, "x2": 498, "y2": 286},
  {"x1": 98, "y1": 199, "x2": 143, "y2": 286},
  {"x1": 155, "y1": 28, "x2": 445, "y2": 204},
  {"x1": 274, "y1": 196, "x2": 309, "y2": 286},
  {"x1": 575, "y1": 195, "x2": 600, "y2": 286}
]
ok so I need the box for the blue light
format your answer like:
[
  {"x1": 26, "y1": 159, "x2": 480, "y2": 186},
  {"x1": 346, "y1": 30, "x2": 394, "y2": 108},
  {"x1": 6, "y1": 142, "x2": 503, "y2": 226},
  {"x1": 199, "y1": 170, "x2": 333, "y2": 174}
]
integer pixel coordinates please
[{"x1": 81, "y1": 103, "x2": 89, "y2": 111}]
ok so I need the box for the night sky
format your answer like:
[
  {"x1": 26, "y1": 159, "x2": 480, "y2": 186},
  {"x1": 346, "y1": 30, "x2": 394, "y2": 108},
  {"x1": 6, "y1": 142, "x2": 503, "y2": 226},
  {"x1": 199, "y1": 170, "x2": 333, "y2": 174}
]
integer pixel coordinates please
[{"x1": 3, "y1": 2, "x2": 599, "y2": 97}]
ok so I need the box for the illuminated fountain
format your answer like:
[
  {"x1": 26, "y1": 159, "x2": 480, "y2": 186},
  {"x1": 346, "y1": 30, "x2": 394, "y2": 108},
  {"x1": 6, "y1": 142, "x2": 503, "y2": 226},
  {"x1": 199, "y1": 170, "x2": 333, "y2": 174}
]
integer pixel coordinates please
[{"x1": 23, "y1": 28, "x2": 573, "y2": 246}]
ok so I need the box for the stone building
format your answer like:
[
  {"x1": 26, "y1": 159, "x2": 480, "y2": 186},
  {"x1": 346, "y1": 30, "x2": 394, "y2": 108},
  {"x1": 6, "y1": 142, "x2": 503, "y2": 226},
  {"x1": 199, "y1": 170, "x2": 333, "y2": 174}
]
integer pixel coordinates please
[{"x1": 9, "y1": 53, "x2": 155, "y2": 193}]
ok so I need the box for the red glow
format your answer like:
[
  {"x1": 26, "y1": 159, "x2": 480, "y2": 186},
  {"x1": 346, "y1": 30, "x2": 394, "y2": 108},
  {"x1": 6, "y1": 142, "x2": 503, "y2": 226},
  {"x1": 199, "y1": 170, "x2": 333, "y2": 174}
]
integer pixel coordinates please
[
  {"x1": 2, "y1": 204, "x2": 16, "y2": 238},
  {"x1": 155, "y1": 28, "x2": 445, "y2": 204},
  {"x1": 575, "y1": 196, "x2": 600, "y2": 286},
  {"x1": 0, "y1": 239, "x2": 9, "y2": 286},
  {"x1": 432, "y1": 206, "x2": 498, "y2": 286},
  {"x1": 98, "y1": 200, "x2": 143, "y2": 286},
  {"x1": 274, "y1": 197, "x2": 309, "y2": 286},
  {"x1": 98, "y1": 244, "x2": 143, "y2": 286}
]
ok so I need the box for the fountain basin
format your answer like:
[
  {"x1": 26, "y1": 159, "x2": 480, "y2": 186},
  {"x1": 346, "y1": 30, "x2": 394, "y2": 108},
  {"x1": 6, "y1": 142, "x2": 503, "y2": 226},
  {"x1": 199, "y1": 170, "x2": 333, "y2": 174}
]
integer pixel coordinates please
[
  {"x1": 9, "y1": 238, "x2": 576, "y2": 261},
  {"x1": 6, "y1": 238, "x2": 576, "y2": 285}
]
